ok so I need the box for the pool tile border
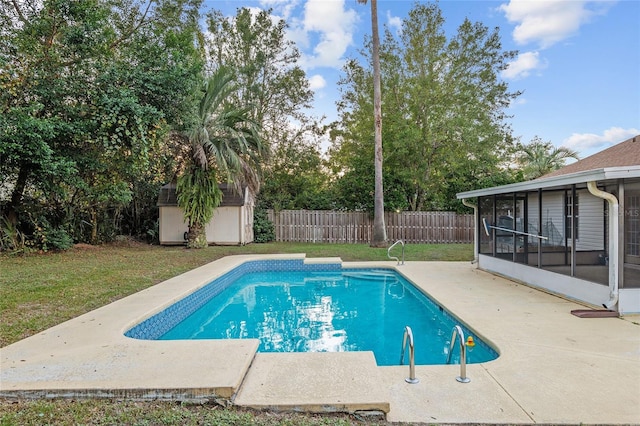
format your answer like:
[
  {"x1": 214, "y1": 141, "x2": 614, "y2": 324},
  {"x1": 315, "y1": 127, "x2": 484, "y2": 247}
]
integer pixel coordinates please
[
  {"x1": 124, "y1": 259, "x2": 498, "y2": 363},
  {"x1": 125, "y1": 259, "x2": 342, "y2": 340}
]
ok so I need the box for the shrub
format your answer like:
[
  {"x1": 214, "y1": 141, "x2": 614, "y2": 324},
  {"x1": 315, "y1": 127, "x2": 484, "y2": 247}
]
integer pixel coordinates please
[
  {"x1": 45, "y1": 226, "x2": 74, "y2": 250},
  {"x1": 0, "y1": 216, "x2": 26, "y2": 253},
  {"x1": 253, "y1": 207, "x2": 274, "y2": 243},
  {"x1": 28, "y1": 217, "x2": 74, "y2": 252}
]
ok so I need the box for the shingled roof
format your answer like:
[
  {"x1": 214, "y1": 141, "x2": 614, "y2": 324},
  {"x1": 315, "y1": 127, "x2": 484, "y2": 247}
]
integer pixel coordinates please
[
  {"x1": 542, "y1": 134, "x2": 640, "y2": 179},
  {"x1": 157, "y1": 183, "x2": 247, "y2": 207},
  {"x1": 457, "y1": 134, "x2": 640, "y2": 199}
]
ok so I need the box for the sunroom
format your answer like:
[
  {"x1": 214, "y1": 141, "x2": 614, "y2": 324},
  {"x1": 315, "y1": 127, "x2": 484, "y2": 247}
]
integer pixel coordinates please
[{"x1": 457, "y1": 136, "x2": 640, "y2": 315}]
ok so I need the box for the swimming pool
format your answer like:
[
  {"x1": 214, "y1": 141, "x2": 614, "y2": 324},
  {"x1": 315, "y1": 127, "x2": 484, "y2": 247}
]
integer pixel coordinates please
[{"x1": 125, "y1": 259, "x2": 498, "y2": 366}]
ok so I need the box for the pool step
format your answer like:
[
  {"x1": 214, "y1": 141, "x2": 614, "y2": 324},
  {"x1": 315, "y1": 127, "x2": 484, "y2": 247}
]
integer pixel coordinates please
[
  {"x1": 342, "y1": 270, "x2": 398, "y2": 281},
  {"x1": 304, "y1": 274, "x2": 345, "y2": 283},
  {"x1": 306, "y1": 270, "x2": 398, "y2": 283}
]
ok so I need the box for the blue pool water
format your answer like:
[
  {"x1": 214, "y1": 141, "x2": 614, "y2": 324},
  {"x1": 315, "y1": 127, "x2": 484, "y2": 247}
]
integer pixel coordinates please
[{"x1": 129, "y1": 263, "x2": 498, "y2": 366}]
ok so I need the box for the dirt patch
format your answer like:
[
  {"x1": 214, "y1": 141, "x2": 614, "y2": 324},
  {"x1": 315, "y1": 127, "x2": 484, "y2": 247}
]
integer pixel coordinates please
[
  {"x1": 73, "y1": 243, "x2": 101, "y2": 250},
  {"x1": 73, "y1": 237, "x2": 151, "y2": 250},
  {"x1": 73, "y1": 243, "x2": 100, "y2": 250},
  {"x1": 110, "y1": 236, "x2": 153, "y2": 248}
]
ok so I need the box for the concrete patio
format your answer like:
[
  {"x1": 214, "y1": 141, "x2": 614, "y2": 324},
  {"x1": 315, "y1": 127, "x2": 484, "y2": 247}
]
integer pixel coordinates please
[{"x1": 1, "y1": 256, "x2": 639, "y2": 424}]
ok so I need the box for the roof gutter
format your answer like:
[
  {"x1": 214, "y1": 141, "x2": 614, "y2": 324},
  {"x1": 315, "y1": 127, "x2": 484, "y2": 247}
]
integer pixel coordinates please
[{"x1": 587, "y1": 181, "x2": 619, "y2": 310}]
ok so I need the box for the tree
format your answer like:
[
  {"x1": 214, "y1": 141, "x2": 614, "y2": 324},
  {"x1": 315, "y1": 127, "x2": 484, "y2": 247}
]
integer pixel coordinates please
[
  {"x1": 205, "y1": 7, "x2": 327, "y2": 216},
  {"x1": 259, "y1": 127, "x2": 333, "y2": 211},
  {"x1": 205, "y1": 8, "x2": 318, "y2": 148},
  {"x1": 176, "y1": 68, "x2": 266, "y2": 248},
  {"x1": 332, "y1": 3, "x2": 520, "y2": 212},
  {"x1": 0, "y1": 0, "x2": 203, "y2": 244},
  {"x1": 356, "y1": 0, "x2": 387, "y2": 247},
  {"x1": 516, "y1": 137, "x2": 579, "y2": 179}
]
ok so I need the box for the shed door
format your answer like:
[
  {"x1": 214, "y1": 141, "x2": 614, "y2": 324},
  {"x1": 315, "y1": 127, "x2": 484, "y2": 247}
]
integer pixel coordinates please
[{"x1": 625, "y1": 191, "x2": 640, "y2": 265}]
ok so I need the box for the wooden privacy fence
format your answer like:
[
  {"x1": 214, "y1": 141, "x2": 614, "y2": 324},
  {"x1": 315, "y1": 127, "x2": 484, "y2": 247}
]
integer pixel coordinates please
[{"x1": 267, "y1": 210, "x2": 474, "y2": 244}]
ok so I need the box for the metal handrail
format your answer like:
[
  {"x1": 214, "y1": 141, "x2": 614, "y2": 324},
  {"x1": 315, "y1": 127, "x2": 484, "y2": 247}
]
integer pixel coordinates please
[
  {"x1": 482, "y1": 218, "x2": 548, "y2": 240},
  {"x1": 388, "y1": 240, "x2": 405, "y2": 265},
  {"x1": 399, "y1": 326, "x2": 419, "y2": 384},
  {"x1": 445, "y1": 325, "x2": 471, "y2": 383}
]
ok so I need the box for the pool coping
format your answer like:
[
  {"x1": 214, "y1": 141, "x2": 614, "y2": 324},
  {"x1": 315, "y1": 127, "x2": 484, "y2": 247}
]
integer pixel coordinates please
[{"x1": 1, "y1": 255, "x2": 639, "y2": 424}]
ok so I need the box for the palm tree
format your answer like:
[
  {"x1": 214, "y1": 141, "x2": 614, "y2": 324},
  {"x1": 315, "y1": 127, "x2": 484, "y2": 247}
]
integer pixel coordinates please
[
  {"x1": 177, "y1": 68, "x2": 266, "y2": 248},
  {"x1": 517, "y1": 137, "x2": 579, "y2": 180},
  {"x1": 357, "y1": 0, "x2": 387, "y2": 247}
]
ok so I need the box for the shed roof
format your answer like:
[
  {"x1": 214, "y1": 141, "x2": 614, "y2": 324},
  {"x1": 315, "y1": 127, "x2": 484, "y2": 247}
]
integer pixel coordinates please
[
  {"x1": 157, "y1": 183, "x2": 247, "y2": 207},
  {"x1": 457, "y1": 134, "x2": 640, "y2": 199}
]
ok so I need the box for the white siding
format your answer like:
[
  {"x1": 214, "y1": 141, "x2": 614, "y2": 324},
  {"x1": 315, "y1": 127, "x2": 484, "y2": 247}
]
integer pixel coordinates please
[
  {"x1": 159, "y1": 206, "x2": 188, "y2": 244},
  {"x1": 159, "y1": 204, "x2": 253, "y2": 246},
  {"x1": 527, "y1": 190, "x2": 605, "y2": 250},
  {"x1": 576, "y1": 189, "x2": 605, "y2": 251},
  {"x1": 526, "y1": 193, "x2": 541, "y2": 246},
  {"x1": 539, "y1": 192, "x2": 565, "y2": 246},
  {"x1": 206, "y1": 207, "x2": 241, "y2": 245}
]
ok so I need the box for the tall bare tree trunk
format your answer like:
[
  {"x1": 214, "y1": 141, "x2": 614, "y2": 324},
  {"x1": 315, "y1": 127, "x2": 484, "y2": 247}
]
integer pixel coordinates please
[{"x1": 368, "y1": 0, "x2": 387, "y2": 247}]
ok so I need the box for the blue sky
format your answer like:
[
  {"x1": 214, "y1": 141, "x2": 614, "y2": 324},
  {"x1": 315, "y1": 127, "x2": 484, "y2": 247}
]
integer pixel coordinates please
[{"x1": 203, "y1": 0, "x2": 639, "y2": 159}]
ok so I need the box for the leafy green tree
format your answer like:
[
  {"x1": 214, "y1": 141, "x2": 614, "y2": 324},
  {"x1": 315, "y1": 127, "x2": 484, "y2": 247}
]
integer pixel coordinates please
[
  {"x1": 1, "y1": 0, "x2": 104, "y2": 227},
  {"x1": 331, "y1": 3, "x2": 520, "y2": 212},
  {"x1": 206, "y1": 7, "x2": 313, "y2": 130},
  {"x1": 515, "y1": 137, "x2": 579, "y2": 180},
  {"x1": 259, "y1": 131, "x2": 333, "y2": 211},
  {"x1": 0, "y1": 0, "x2": 203, "y2": 244},
  {"x1": 205, "y1": 7, "x2": 325, "y2": 209},
  {"x1": 176, "y1": 68, "x2": 266, "y2": 248}
]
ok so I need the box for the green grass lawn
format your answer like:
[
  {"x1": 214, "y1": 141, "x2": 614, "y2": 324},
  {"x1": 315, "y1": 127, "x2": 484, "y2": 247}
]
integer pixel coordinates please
[
  {"x1": 0, "y1": 241, "x2": 471, "y2": 425},
  {"x1": 0, "y1": 399, "x2": 384, "y2": 426}
]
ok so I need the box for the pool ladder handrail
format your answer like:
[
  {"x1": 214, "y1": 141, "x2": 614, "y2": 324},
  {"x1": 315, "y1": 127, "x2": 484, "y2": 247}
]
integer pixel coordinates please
[
  {"x1": 388, "y1": 240, "x2": 405, "y2": 265},
  {"x1": 399, "y1": 325, "x2": 419, "y2": 384},
  {"x1": 445, "y1": 325, "x2": 471, "y2": 383}
]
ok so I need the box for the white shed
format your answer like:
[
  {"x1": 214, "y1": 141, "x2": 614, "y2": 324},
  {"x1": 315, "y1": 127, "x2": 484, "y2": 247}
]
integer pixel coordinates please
[{"x1": 157, "y1": 183, "x2": 254, "y2": 246}]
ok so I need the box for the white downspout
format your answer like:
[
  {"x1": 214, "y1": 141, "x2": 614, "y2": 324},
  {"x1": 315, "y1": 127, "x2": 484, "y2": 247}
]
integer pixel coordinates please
[
  {"x1": 461, "y1": 199, "x2": 478, "y2": 264},
  {"x1": 587, "y1": 181, "x2": 619, "y2": 310}
]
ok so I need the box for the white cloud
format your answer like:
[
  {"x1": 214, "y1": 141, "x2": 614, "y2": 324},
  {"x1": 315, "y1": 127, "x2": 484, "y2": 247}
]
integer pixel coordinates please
[
  {"x1": 308, "y1": 74, "x2": 326, "y2": 91},
  {"x1": 299, "y1": 0, "x2": 359, "y2": 69},
  {"x1": 498, "y1": 0, "x2": 612, "y2": 49},
  {"x1": 286, "y1": 19, "x2": 310, "y2": 50},
  {"x1": 502, "y1": 51, "x2": 547, "y2": 80},
  {"x1": 259, "y1": 0, "x2": 300, "y2": 20},
  {"x1": 386, "y1": 10, "x2": 402, "y2": 34},
  {"x1": 226, "y1": 1, "x2": 360, "y2": 71},
  {"x1": 563, "y1": 127, "x2": 640, "y2": 152}
]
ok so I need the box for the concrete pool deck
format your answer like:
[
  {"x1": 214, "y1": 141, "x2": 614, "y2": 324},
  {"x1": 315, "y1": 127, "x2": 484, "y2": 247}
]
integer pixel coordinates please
[{"x1": 1, "y1": 255, "x2": 639, "y2": 424}]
